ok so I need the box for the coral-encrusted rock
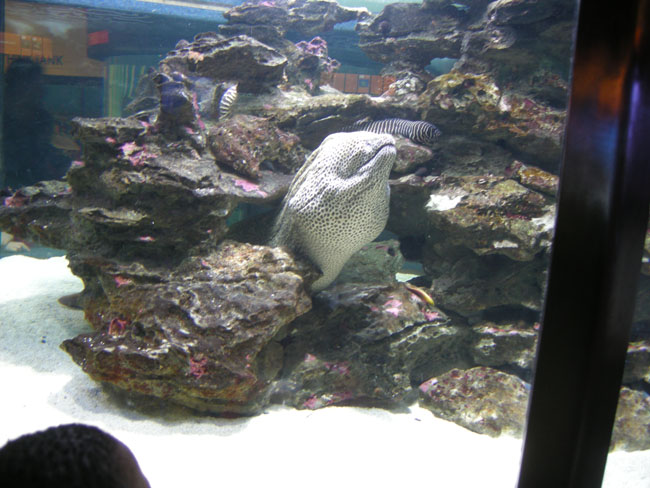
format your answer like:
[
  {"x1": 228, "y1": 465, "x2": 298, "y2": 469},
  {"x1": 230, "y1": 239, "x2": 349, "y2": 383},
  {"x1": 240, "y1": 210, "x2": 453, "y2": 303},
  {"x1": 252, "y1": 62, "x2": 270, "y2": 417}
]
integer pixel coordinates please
[
  {"x1": 335, "y1": 239, "x2": 405, "y2": 286},
  {"x1": 207, "y1": 115, "x2": 306, "y2": 179},
  {"x1": 71, "y1": 116, "x2": 147, "y2": 146},
  {"x1": 610, "y1": 387, "x2": 650, "y2": 451},
  {"x1": 425, "y1": 175, "x2": 555, "y2": 261},
  {"x1": 507, "y1": 160, "x2": 559, "y2": 196},
  {"x1": 273, "y1": 283, "x2": 465, "y2": 409},
  {"x1": 67, "y1": 117, "x2": 291, "y2": 260},
  {"x1": 419, "y1": 72, "x2": 566, "y2": 171},
  {"x1": 389, "y1": 170, "x2": 555, "y2": 317},
  {"x1": 224, "y1": 0, "x2": 368, "y2": 38},
  {"x1": 265, "y1": 89, "x2": 381, "y2": 149},
  {"x1": 0, "y1": 181, "x2": 73, "y2": 249},
  {"x1": 471, "y1": 321, "x2": 538, "y2": 372},
  {"x1": 419, "y1": 369, "x2": 650, "y2": 446},
  {"x1": 61, "y1": 241, "x2": 315, "y2": 415},
  {"x1": 393, "y1": 137, "x2": 434, "y2": 174},
  {"x1": 419, "y1": 367, "x2": 529, "y2": 437},
  {"x1": 289, "y1": 36, "x2": 341, "y2": 93},
  {"x1": 461, "y1": 0, "x2": 575, "y2": 96},
  {"x1": 161, "y1": 35, "x2": 287, "y2": 93},
  {"x1": 387, "y1": 174, "x2": 441, "y2": 237},
  {"x1": 356, "y1": 2, "x2": 464, "y2": 69},
  {"x1": 353, "y1": 0, "x2": 573, "y2": 171},
  {"x1": 424, "y1": 243, "x2": 547, "y2": 316}
]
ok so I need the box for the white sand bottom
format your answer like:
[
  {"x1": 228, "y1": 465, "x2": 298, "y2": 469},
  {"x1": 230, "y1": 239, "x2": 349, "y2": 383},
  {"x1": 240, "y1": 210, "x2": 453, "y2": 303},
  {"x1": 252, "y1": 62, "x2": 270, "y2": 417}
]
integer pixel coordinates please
[{"x1": 0, "y1": 255, "x2": 648, "y2": 487}]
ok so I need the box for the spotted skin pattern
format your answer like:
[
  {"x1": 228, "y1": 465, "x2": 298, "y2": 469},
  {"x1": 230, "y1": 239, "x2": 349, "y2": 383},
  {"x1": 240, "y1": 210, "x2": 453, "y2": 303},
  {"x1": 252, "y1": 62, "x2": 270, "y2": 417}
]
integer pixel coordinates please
[{"x1": 270, "y1": 131, "x2": 397, "y2": 291}]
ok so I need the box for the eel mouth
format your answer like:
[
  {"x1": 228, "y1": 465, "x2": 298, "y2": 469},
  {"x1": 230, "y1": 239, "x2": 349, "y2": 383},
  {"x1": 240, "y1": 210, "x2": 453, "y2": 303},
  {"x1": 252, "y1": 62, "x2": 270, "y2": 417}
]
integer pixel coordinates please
[{"x1": 360, "y1": 142, "x2": 396, "y2": 170}]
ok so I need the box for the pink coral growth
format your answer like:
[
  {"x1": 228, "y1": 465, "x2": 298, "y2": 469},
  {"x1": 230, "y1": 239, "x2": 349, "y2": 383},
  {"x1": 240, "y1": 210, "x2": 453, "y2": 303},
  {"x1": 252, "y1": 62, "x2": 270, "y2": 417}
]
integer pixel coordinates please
[
  {"x1": 120, "y1": 142, "x2": 156, "y2": 167},
  {"x1": 114, "y1": 275, "x2": 133, "y2": 288},
  {"x1": 189, "y1": 356, "x2": 208, "y2": 379},
  {"x1": 324, "y1": 361, "x2": 351, "y2": 376},
  {"x1": 303, "y1": 395, "x2": 324, "y2": 409},
  {"x1": 108, "y1": 318, "x2": 128, "y2": 337},
  {"x1": 234, "y1": 179, "x2": 269, "y2": 197},
  {"x1": 137, "y1": 236, "x2": 156, "y2": 242},
  {"x1": 419, "y1": 378, "x2": 438, "y2": 394},
  {"x1": 3, "y1": 190, "x2": 28, "y2": 208},
  {"x1": 302, "y1": 391, "x2": 354, "y2": 410},
  {"x1": 295, "y1": 36, "x2": 328, "y2": 56},
  {"x1": 383, "y1": 297, "x2": 402, "y2": 317},
  {"x1": 327, "y1": 391, "x2": 354, "y2": 405},
  {"x1": 295, "y1": 36, "x2": 340, "y2": 74},
  {"x1": 423, "y1": 311, "x2": 440, "y2": 321}
]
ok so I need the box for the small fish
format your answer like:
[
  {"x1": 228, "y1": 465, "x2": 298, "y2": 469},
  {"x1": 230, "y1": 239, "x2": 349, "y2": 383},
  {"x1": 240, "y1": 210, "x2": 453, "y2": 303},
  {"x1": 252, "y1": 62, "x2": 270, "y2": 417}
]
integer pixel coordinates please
[
  {"x1": 404, "y1": 282, "x2": 435, "y2": 305},
  {"x1": 218, "y1": 83, "x2": 238, "y2": 120}
]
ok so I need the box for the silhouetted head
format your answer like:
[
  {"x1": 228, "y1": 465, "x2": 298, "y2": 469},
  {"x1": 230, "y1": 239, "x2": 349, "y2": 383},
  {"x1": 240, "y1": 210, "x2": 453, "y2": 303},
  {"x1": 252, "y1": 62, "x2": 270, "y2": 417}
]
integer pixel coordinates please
[
  {"x1": 4, "y1": 58, "x2": 44, "y2": 104},
  {"x1": 0, "y1": 424, "x2": 150, "y2": 488}
]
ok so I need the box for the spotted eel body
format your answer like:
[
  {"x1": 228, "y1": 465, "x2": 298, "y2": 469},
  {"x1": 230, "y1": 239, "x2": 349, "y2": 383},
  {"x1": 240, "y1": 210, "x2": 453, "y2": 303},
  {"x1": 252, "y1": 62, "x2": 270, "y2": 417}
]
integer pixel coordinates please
[
  {"x1": 270, "y1": 131, "x2": 397, "y2": 291},
  {"x1": 343, "y1": 118, "x2": 441, "y2": 145}
]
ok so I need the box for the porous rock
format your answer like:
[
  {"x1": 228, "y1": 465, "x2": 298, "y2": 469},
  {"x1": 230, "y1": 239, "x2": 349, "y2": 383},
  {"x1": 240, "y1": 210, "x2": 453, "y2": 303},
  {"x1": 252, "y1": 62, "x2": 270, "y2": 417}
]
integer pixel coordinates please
[
  {"x1": 224, "y1": 0, "x2": 368, "y2": 38},
  {"x1": 610, "y1": 387, "x2": 650, "y2": 451},
  {"x1": 387, "y1": 173, "x2": 441, "y2": 237},
  {"x1": 425, "y1": 175, "x2": 555, "y2": 262},
  {"x1": 334, "y1": 239, "x2": 405, "y2": 286},
  {"x1": 0, "y1": 181, "x2": 73, "y2": 250},
  {"x1": 161, "y1": 35, "x2": 287, "y2": 93},
  {"x1": 393, "y1": 137, "x2": 434, "y2": 174},
  {"x1": 66, "y1": 117, "x2": 291, "y2": 261},
  {"x1": 419, "y1": 71, "x2": 566, "y2": 172},
  {"x1": 424, "y1": 243, "x2": 548, "y2": 316},
  {"x1": 272, "y1": 283, "x2": 467, "y2": 409},
  {"x1": 356, "y1": 2, "x2": 464, "y2": 69},
  {"x1": 418, "y1": 366, "x2": 529, "y2": 437},
  {"x1": 207, "y1": 114, "x2": 307, "y2": 179},
  {"x1": 471, "y1": 321, "x2": 538, "y2": 373},
  {"x1": 61, "y1": 240, "x2": 315, "y2": 415}
]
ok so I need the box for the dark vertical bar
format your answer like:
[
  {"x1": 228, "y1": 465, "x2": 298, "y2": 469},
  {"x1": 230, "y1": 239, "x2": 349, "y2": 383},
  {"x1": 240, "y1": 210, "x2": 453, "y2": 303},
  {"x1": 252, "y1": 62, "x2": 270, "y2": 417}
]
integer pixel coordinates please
[{"x1": 518, "y1": 1, "x2": 650, "y2": 487}]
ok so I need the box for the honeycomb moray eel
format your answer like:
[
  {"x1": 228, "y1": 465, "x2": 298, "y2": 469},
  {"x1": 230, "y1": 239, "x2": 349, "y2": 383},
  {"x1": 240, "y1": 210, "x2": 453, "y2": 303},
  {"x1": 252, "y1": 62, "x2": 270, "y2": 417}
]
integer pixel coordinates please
[
  {"x1": 342, "y1": 118, "x2": 441, "y2": 145},
  {"x1": 270, "y1": 131, "x2": 397, "y2": 291}
]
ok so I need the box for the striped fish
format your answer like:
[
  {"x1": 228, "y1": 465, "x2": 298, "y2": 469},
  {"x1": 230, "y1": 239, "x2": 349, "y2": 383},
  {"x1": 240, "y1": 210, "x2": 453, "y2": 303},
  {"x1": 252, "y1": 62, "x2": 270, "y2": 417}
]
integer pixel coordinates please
[
  {"x1": 343, "y1": 118, "x2": 441, "y2": 145},
  {"x1": 218, "y1": 83, "x2": 238, "y2": 120}
]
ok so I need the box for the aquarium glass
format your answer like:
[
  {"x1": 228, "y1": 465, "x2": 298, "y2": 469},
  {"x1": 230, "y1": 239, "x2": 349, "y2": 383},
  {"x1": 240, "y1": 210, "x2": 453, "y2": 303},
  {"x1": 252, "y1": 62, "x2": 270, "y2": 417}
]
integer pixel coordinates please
[{"x1": 0, "y1": 0, "x2": 647, "y2": 487}]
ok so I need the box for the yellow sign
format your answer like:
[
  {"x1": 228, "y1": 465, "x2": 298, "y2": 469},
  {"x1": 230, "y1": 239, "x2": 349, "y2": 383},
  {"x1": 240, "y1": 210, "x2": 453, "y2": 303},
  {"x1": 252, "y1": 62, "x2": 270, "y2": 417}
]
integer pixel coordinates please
[{"x1": 3, "y1": 1, "x2": 103, "y2": 77}]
